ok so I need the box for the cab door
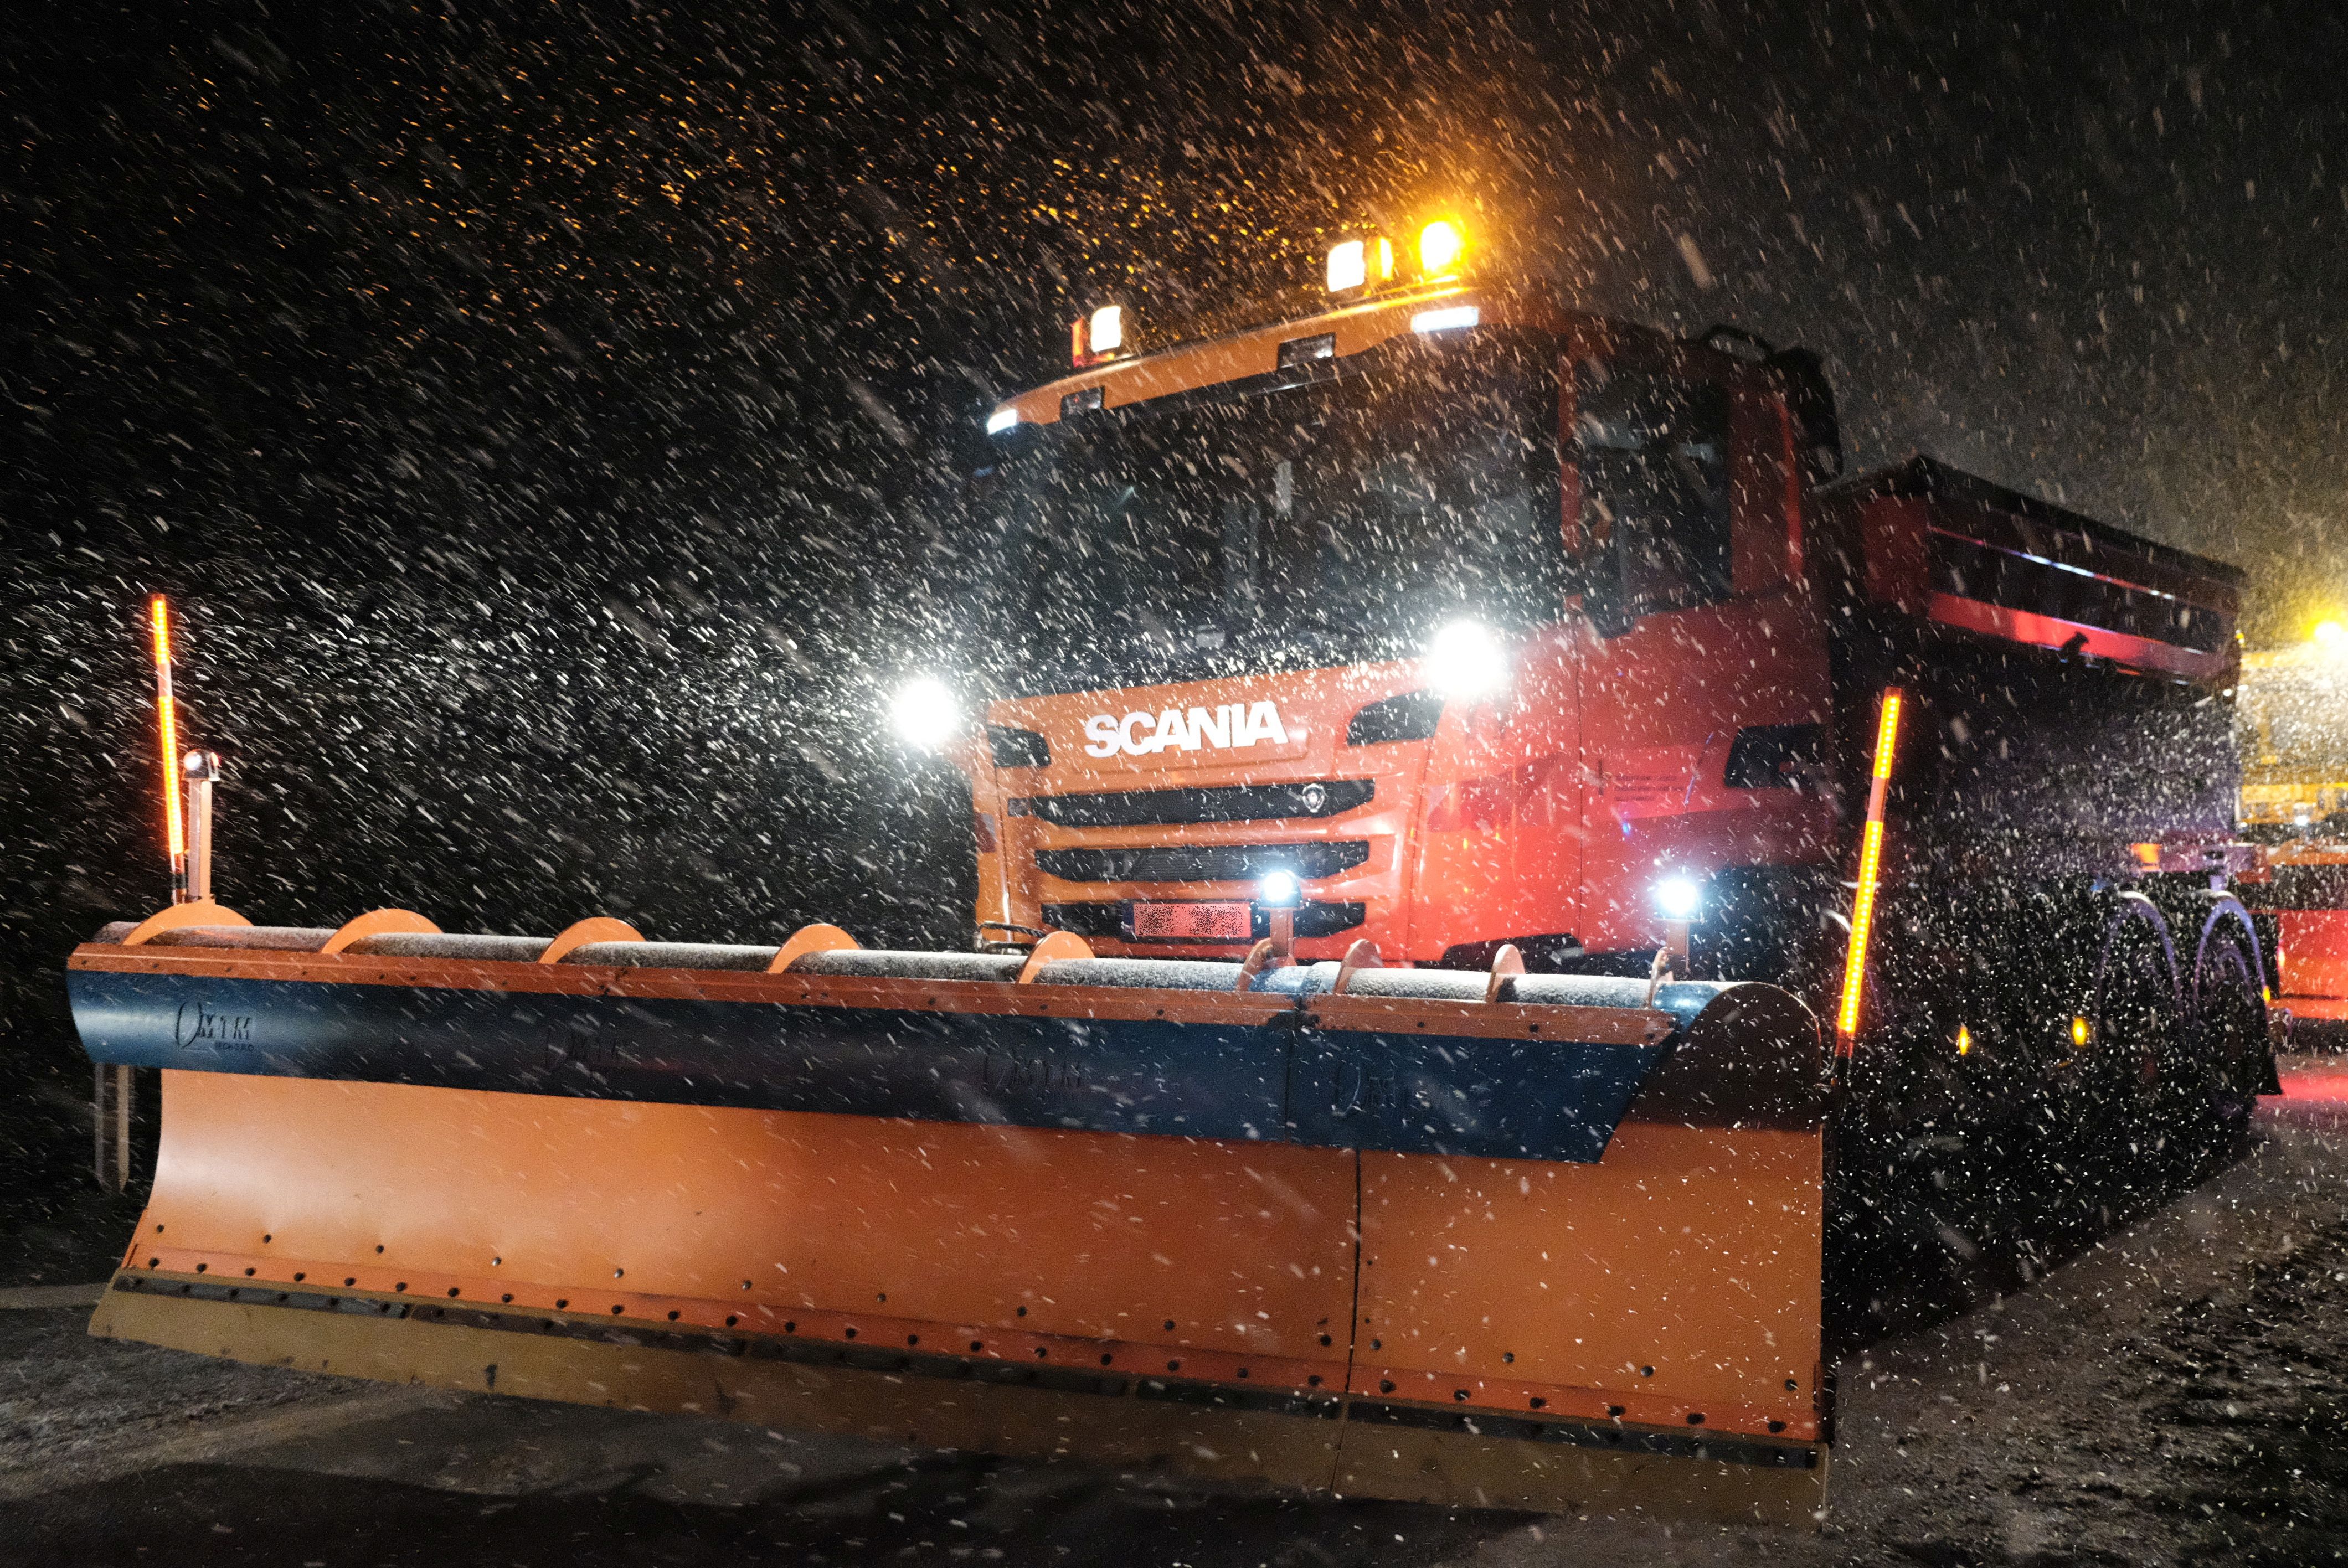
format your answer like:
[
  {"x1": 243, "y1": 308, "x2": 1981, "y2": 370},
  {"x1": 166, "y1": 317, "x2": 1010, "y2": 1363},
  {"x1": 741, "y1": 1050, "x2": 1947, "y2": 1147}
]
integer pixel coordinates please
[{"x1": 1566, "y1": 330, "x2": 1835, "y2": 960}]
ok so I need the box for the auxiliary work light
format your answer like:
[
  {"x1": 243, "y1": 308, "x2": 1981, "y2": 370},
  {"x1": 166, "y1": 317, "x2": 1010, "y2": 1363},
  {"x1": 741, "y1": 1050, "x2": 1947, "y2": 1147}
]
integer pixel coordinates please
[
  {"x1": 1327, "y1": 239, "x2": 1367, "y2": 292},
  {"x1": 1325, "y1": 235, "x2": 1395, "y2": 293},
  {"x1": 1088, "y1": 305, "x2": 1123, "y2": 354},
  {"x1": 1652, "y1": 875, "x2": 1705, "y2": 922},
  {"x1": 1423, "y1": 618, "x2": 1508, "y2": 698},
  {"x1": 1069, "y1": 304, "x2": 1129, "y2": 367},
  {"x1": 888, "y1": 678, "x2": 961, "y2": 750},
  {"x1": 1256, "y1": 868, "x2": 1303, "y2": 909}
]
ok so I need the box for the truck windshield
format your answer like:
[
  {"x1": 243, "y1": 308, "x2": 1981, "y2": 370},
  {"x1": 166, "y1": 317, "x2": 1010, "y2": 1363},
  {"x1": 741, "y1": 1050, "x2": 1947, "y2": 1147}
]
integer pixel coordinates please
[{"x1": 976, "y1": 334, "x2": 1560, "y2": 688}]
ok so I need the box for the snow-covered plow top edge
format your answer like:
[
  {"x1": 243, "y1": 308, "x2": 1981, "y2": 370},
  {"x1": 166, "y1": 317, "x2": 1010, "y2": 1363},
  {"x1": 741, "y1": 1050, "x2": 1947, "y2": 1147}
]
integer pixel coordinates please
[{"x1": 68, "y1": 904, "x2": 1824, "y2": 1160}]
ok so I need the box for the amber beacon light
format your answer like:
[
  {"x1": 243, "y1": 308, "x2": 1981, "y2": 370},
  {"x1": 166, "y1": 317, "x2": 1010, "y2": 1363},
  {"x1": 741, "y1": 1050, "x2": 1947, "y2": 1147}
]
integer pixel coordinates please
[{"x1": 1417, "y1": 219, "x2": 1465, "y2": 277}]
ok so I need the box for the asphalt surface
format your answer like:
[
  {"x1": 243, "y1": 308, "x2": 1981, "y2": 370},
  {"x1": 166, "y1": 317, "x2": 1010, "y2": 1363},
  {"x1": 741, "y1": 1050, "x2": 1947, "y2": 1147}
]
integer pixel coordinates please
[{"x1": 4, "y1": 1062, "x2": 2345, "y2": 1567}]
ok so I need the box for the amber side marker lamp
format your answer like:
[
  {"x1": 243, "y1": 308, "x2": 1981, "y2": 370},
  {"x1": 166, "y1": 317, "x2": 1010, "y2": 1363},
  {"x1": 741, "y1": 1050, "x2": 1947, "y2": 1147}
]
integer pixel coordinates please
[
  {"x1": 149, "y1": 595, "x2": 188, "y2": 902},
  {"x1": 1835, "y1": 686, "x2": 1904, "y2": 1055}
]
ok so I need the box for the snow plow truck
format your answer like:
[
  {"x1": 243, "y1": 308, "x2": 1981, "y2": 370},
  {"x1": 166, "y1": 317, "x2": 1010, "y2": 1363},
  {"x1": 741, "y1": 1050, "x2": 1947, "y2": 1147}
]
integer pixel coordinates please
[{"x1": 71, "y1": 216, "x2": 2275, "y2": 1525}]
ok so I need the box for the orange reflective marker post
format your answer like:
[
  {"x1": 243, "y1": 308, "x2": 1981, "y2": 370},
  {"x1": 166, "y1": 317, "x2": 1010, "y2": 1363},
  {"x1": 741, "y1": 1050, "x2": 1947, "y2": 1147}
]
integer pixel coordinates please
[
  {"x1": 150, "y1": 595, "x2": 187, "y2": 905},
  {"x1": 1835, "y1": 687, "x2": 1904, "y2": 1056}
]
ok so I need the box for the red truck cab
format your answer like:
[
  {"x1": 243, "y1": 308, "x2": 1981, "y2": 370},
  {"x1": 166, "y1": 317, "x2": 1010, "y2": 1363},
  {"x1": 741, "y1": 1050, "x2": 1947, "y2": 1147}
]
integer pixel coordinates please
[{"x1": 951, "y1": 269, "x2": 1839, "y2": 971}]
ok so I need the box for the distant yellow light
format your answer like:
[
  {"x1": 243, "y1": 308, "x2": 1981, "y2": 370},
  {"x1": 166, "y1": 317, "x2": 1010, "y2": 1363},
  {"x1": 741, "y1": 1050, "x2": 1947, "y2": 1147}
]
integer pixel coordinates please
[
  {"x1": 2315, "y1": 618, "x2": 2347, "y2": 654},
  {"x1": 1326, "y1": 239, "x2": 1367, "y2": 292},
  {"x1": 1956, "y1": 1024, "x2": 1971, "y2": 1056},
  {"x1": 1376, "y1": 236, "x2": 1394, "y2": 281},
  {"x1": 1087, "y1": 305, "x2": 1124, "y2": 355},
  {"x1": 2071, "y1": 1015, "x2": 2091, "y2": 1047},
  {"x1": 1418, "y1": 219, "x2": 1465, "y2": 277}
]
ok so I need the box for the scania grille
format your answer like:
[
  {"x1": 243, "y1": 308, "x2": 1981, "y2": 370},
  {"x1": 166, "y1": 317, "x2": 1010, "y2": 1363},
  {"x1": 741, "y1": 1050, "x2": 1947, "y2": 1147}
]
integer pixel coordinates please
[
  {"x1": 1043, "y1": 901, "x2": 1368, "y2": 942},
  {"x1": 1034, "y1": 840, "x2": 1372, "y2": 884},
  {"x1": 1009, "y1": 779, "x2": 1374, "y2": 828}
]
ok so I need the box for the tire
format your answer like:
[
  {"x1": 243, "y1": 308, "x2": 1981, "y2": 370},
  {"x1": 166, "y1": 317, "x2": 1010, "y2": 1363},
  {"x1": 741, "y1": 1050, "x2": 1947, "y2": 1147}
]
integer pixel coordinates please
[
  {"x1": 2187, "y1": 895, "x2": 2272, "y2": 1159},
  {"x1": 2067, "y1": 892, "x2": 2186, "y2": 1206}
]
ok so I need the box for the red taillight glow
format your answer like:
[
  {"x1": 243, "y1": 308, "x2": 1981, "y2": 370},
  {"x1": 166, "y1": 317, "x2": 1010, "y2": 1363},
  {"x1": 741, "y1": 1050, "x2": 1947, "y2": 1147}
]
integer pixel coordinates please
[
  {"x1": 151, "y1": 595, "x2": 187, "y2": 868},
  {"x1": 1835, "y1": 687, "x2": 1904, "y2": 1053}
]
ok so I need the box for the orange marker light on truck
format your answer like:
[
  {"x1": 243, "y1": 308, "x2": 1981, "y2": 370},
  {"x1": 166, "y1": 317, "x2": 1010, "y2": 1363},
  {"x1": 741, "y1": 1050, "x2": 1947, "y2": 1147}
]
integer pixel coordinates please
[
  {"x1": 150, "y1": 595, "x2": 188, "y2": 894},
  {"x1": 1834, "y1": 687, "x2": 1904, "y2": 1054}
]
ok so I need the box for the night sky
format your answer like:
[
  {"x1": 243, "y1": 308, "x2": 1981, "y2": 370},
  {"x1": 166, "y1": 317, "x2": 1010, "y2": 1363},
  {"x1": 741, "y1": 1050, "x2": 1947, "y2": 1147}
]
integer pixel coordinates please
[{"x1": 4, "y1": 2, "x2": 2342, "y2": 1192}]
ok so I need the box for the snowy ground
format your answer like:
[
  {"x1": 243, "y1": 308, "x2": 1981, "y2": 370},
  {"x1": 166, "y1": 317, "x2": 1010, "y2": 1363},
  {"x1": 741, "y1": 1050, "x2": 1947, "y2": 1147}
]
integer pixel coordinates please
[{"x1": 4, "y1": 1064, "x2": 2344, "y2": 1567}]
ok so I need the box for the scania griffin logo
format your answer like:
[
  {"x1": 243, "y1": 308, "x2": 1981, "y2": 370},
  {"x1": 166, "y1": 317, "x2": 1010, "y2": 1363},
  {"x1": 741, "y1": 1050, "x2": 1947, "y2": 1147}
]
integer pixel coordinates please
[{"x1": 1083, "y1": 702, "x2": 1294, "y2": 759}]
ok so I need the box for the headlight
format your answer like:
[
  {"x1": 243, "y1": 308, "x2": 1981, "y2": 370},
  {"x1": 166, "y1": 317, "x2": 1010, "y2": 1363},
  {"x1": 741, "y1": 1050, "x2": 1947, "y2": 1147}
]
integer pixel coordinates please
[
  {"x1": 1257, "y1": 869, "x2": 1303, "y2": 909},
  {"x1": 888, "y1": 678, "x2": 962, "y2": 750},
  {"x1": 1652, "y1": 875, "x2": 1705, "y2": 922},
  {"x1": 1422, "y1": 619, "x2": 1508, "y2": 698}
]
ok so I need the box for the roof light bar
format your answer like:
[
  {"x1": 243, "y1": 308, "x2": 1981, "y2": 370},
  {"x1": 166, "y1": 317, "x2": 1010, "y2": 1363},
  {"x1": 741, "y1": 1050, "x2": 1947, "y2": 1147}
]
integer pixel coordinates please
[{"x1": 1834, "y1": 686, "x2": 1904, "y2": 1054}]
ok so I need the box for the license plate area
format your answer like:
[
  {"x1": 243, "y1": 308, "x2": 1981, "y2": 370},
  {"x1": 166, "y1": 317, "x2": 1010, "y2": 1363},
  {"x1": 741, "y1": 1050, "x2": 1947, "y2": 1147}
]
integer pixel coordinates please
[{"x1": 1130, "y1": 901, "x2": 1253, "y2": 941}]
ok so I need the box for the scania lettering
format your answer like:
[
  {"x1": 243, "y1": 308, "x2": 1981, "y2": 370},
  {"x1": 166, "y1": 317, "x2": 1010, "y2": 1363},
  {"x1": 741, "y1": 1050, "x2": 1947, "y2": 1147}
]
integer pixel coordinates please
[{"x1": 1082, "y1": 700, "x2": 1293, "y2": 758}]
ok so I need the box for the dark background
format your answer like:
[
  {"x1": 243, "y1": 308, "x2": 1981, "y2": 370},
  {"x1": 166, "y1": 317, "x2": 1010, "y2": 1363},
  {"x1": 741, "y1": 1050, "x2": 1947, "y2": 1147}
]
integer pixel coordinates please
[{"x1": 6, "y1": 0, "x2": 2342, "y2": 1239}]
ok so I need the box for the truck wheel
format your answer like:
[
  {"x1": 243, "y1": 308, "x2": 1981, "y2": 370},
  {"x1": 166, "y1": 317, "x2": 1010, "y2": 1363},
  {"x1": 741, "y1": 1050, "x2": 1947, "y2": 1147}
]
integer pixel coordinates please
[
  {"x1": 2077, "y1": 892, "x2": 2185, "y2": 1201},
  {"x1": 2188, "y1": 896, "x2": 2269, "y2": 1161}
]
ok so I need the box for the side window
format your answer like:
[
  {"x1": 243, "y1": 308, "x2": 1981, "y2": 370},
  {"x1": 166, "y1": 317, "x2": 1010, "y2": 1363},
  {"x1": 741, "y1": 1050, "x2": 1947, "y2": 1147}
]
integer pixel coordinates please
[{"x1": 1574, "y1": 365, "x2": 1732, "y2": 633}]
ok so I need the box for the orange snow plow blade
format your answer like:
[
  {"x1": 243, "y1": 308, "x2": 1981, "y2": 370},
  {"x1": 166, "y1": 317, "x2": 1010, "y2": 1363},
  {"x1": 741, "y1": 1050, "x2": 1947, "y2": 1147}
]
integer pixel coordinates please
[{"x1": 73, "y1": 909, "x2": 1829, "y2": 1522}]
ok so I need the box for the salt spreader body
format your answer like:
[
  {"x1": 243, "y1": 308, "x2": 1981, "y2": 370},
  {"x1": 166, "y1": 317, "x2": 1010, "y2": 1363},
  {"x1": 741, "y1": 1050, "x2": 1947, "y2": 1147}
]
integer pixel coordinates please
[{"x1": 73, "y1": 214, "x2": 2275, "y2": 1525}]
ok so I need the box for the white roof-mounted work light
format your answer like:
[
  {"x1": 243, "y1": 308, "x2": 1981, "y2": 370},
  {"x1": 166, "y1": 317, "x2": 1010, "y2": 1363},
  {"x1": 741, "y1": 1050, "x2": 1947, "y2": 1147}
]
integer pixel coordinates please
[
  {"x1": 1325, "y1": 235, "x2": 1394, "y2": 293},
  {"x1": 1088, "y1": 305, "x2": 1123, "y2": 354},
  {"x1": 1071, "y1": 305, "x2": 1127, "y2": 366}
]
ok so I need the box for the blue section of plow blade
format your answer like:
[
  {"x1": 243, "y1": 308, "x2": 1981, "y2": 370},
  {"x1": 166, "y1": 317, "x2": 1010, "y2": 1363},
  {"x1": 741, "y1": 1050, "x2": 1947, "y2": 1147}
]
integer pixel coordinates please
[{"x1": 67, "y1": 969, "x2": 1665, "y2": 1161}]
